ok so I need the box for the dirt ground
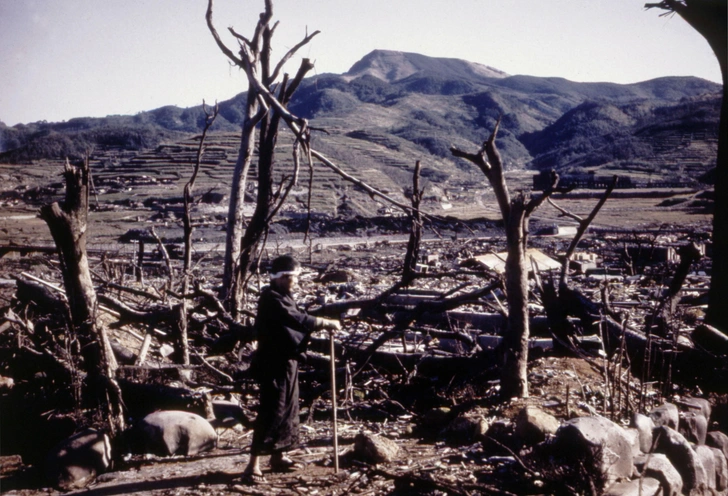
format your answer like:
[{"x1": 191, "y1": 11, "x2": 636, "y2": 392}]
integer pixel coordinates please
[{"x1": 1, "y1": 355, "x2": 616, "y2": 496}]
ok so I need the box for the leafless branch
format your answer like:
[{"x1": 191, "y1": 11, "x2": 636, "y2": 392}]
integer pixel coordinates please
[
  {"x1": 450, "y1": 116, "x2": 512, "y2": 222},
  {"x1": 184, "y1": 100, "x2": 219, "y2": 279},
  {"x1": 205, "y1": 0, "x2": 244, "y2": 66},
  {"x1": 558, "y1": 176, "x2": 618, "y2": 287},
  {"x1": 270, "y1": 31, "x2": 320, "y2": 83}
]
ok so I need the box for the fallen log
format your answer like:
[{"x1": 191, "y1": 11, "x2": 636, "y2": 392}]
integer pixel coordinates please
[
  {"x1": 305, "y1": 336, "x2": 498, "y2": 378},
  {"x1": 97, "y1": 293, "x2": 177, "y2": 327},
  {"x1": 691, "y1": 324, "x2": 728, "y2": 355},
  {"x1": 14, "y1": 278, "x2": 67, "y2": 316}
]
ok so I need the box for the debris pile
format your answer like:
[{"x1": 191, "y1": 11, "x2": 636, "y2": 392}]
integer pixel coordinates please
[{"x1": 1, "y1": 218, "x2": 727, "y2": 495}]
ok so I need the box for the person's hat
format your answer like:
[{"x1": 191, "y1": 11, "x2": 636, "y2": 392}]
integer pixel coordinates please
[{"x1": 270, "y1": 255, "x2": 300, "y2": 279}]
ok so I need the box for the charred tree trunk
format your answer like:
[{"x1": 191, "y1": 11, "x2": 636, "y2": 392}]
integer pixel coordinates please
[
  {"x1": 451, "y1": 119, "x2": 555, "y2": 398},
  {"x1": 710, "y1": 79, "x2": 728, "y2": 331},
  {"x1": 501, "y1": 198, "x2": 531, "y2": 398},
  {"x1": 222, "y1": 90, "x2": 261, "y2": 305},
  {"x1": 135, "y1": 240, "x2": 144, "y2": 284},
  {"x1": 39, "y1": 158, "x2": 125, "y2": 436},
  {"x1": 403, "y1": 161, "x2": 423, "y2": 284},
  {"x1": 646, "y1": 0, "x2": 728, "y2": 333},
  {"x1": 651, "y1": 243, "x2": 703, "y2": 335}
]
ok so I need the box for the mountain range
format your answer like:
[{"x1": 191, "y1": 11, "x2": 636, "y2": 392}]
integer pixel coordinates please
[{"x1": 0, "y1": 49, "x2": 721, "y2": 184}]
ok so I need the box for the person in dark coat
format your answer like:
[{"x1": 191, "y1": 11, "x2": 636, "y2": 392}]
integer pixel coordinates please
[{"x1": 242, "y1": 255, "x2": 340, "y2": 483}]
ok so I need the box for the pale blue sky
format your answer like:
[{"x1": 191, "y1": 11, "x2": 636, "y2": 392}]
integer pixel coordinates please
[{"x1": 0, "y1": 0, "x2": 722, "y2": 126}]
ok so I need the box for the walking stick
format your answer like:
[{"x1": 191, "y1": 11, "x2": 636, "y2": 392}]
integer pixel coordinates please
[{"x1": 329, "y1": 329, "x2": 339, "y2": 473}]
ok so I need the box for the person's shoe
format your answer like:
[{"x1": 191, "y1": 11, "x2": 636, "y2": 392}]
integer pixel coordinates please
[{"x1": 240, "y1": 472, "x2": 267, "y2": 485}]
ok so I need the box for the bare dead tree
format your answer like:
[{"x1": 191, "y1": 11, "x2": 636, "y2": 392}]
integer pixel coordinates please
[
  {"x1": 207, "y1": 2, "x2": 263, "y2": 307},
  {"x1": 451, "y1": 118, "x2": 557, "y2": 398},
  {"x1": 403, "y1": 161, "x2": 424, "y2": 284},
  {"x1": 645, "y1": 0, "x2": 727, "y2": 333},
  {"x1": 206, "y1": 0, "x2": 319, "y2": 315},
  {"x1": 541, "y1": 178, "x2": 617, "y2": 353},
  {"x1": 232, "y1": 62, "x2": 312, "y2": 293},
  {"x1": 183, "y1": 100, "x2": 219, "y2": 284},
  {"x1": 158, "y1": 100, "x2": 220, "y2": 365},
  {"x1": 218, "y1": 20, "x2": 440, "y2": 226},
  {"x1": 548, "y1": 175, "x2": 618, "y2": 288},
  {"x1": 39, "y1": 157, "x2": 125, "y2": 436}
]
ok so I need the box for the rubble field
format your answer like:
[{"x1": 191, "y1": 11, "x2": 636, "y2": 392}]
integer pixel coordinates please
[{"x1": 0, "y1": 153, "x2": 724, "y2": 495}]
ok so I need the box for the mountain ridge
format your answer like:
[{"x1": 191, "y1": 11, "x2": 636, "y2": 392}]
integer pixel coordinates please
[{"x1": 0, "y1": 49, "x2": 721, "y2": 186}]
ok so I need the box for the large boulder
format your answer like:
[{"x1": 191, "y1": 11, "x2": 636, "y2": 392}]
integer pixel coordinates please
[
  {"x1": 653, "y1": 425, "x2": 708, "y2": 493},
  {"x1": 707, "y1": 431, "x2": 728, "y2": 461},
  {"x1": 679, "y1": 411, "x2": 708, "y2": 446},
  {"x1": 603, "y1": 477, "x2": 661, "y2": 496},
  {"x1": 515, "y1": 406, "x2": 559, "y2": 445},
  {"x1": 649, "y1": 403, "x2": 679, "y2": 430},
  {"x1": 710, "y1": 446, "x2": 728, "y2": 491},
  {"x1": 44, "y1": 428, "x2": 111, "y2": 491},
  {"x1": 137, "y1": 410, "x2": 217, "y2": 457},
  {"x1": 631, "y1": 413, "x2": 655, "y2": 453},
  {"x1": 695, "y1": 445, "x2": 716, "y2": 489},
  {"x1": 680, "y1": 397, "x2": 712, "y2": 423},
  {"x1": 633, "y1": 453, "x2": 683, "y2": 496},
  {"x1": 623, "y1": 428, "x2": 641, "y2": 457},
  {"x1": 554, "y1": 416, "x2": 634, "y2": 486}
]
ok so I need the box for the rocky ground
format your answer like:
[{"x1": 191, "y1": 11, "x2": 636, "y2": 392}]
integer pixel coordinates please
[
  {"x1": 1, "y1": 226, "x2": 723, "y2": 495},
  {"x1": 0, "y1": 353, "x2": 617, "y2": 496}
]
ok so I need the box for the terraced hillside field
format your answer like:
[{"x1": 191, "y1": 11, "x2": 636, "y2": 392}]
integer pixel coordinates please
[{"x1": 0, "y1": 122, "x2": 714, "y2": 262}]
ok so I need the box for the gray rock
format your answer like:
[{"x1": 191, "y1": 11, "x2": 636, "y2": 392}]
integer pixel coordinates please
[
  {"x1": 603, "y1": 476, "x2": 661, "y2": 496},
  {"x1": 138, "y1": 410, "x2": 217, "y2": 456},
  {"x1": 653, "y1": 425, "x2": 708, "y2": 492},
  {"x1": 354, "y1": 433, "x2": 400, "y2": 463},
  {"x1": 649, "y1": 403, "x2": 679, "y2": 429},
  {"x1": 515, "y1": 406, "x2": 559, "y2": 445},
  {"x1": 707, "y1": 431, "x2": 728, "y2": 461},
  {"x1": 710, "y1": 446, "x2": 728, "y2": 491},
  {"x1": 624, "y1": 428, "x2": 642, "y2": 458},
  {"x1": 633, "y1": 453, "x2": 683, "y2": 496},
  {"x1": 695, "y1": 445, "x2": 716, "y2": 489},
  {"x1": 555, "y1": 416, "x2": 634, "y2": 486},
  {"x1": 45, "y1": 428, "x2": 111, "y2": 491},
  {"x1": 679, "y1": 411, "x2": 708, "y2": 446},
  {"x1": 631, "y1": 413, "x2": 655, "y2": 453},
  {"x1": 680, "y1": 397, "x2": 712, "y2": 423}
]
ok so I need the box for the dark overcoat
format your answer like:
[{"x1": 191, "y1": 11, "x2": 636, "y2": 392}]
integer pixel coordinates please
[{"x1": 250, "y1": 285, "x2": 317, "y2": 455}]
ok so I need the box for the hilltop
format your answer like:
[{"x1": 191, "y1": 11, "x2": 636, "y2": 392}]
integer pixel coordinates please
[{"x1": 0, "y1": 50, "x2": 720, "y2": 222}]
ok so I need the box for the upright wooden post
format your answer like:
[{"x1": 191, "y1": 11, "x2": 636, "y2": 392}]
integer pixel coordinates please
[{"x1": 329, "y1": 331, "x2": 339, "y2": 473}]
